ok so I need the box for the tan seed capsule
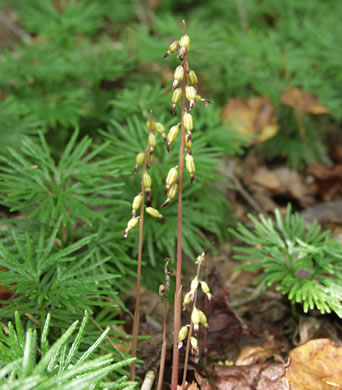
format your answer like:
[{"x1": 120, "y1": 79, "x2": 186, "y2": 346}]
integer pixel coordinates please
[
  {"x1": 148, "y1": 132, "x2": 156, "y2": 148},
  {"x1": 180, "y1": 34, "x2": 190, "y2": 49},
  {"x1": 188, "y1": 70, "x2": 198, "y2": 85},
  {"x1": 183, "y1": 112, "x2": 193, "y2": 131}
]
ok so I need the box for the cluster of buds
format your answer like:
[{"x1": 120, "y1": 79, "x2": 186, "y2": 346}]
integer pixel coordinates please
[
  {"x1": 161, "y1": 166, "x2": 178, "y2": 208},
  {"x1": 124, "y1": 116, "x2": 166, "y2": 238}
]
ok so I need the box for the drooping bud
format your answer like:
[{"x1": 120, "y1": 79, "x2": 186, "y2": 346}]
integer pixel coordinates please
[
  {"x1": 167, "y1": 125, "x2": 179, "y2": 152},
  {"x1": 146, "y1": 207, "x2": 165, "y2": 222},
  {"x1": 178, "y1": 325, "x2": 189, "y2": 349},
  {"x1": 185, "y1": 135, "x2": 192, "y2": 152},
  {"x1": 190, "y1": 276, "x2": 199, "y2": 291},
  {"x1": 172, "y1": 65, "x2": 184, "y2": 90},
  {"x1": 124, "y1": 216, "x2": 139, "y2": 238},
  {"x1": 154, "y1": 122, "x2": 167, "y2": 143},
  {"x1": 178, "y1": 34, "x2": 190, "y2": 60},
  {"x1": 191, "y1": 307, "x2": 201, "y2": 335},
  {"x1": 195, "y1": 94, "x2": 211, "y2": 106},
  {"x1": 134, "y1": 152, "x2": 145, "y2": 174},
  {"x1": 172, "y1": 88, "x2": 182, "y2": 114},
  {"x1": 161, "y1": 183, "x2": 178, "y2": 208},
  {"x1": 164, "y1": 40, "x2": 179, "y2": 58},
  {"x1": 188, "y1": 70, "x2": 198, "y2": 86},
  {"x1": 200, "y1": 281, "x2": 212, "y2": 301},
  {"x1": 143, "y1": 172, "x2": 152, "y2": 201},
  {"x1": 132, "y1": 193, "x2": 142, "y2": 217},
  {"x1": 186, "y1": 85, "x2": 197, "y2": 111},
  {"x1": 183, "y1": 112, "x2": 193, "y2": 131},
  {"x1": 183, "y1": 291, "x2": 194, "y2": 308},
  {"x1": 165, "y1": 167, "x2": 178, "y2": 194},
  {"x1": 190, "y1": 336, "x2": 199, "y2": 355},
  {"x1": 185, "y1": 153, "x2": 195, "y2": 184},
  {"x1": 198, "y1": 309, "x2": 209, "y2": 328},
  {"x1": 159, "y1": 284, "x2": 166, "y2": 297},
  {"x1": 147, "y1": 153, "x2": 153, "y2": 168}
]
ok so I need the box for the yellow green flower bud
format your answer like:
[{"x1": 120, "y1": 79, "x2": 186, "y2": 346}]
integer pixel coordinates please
[
  {"x1": 164, "y1": 40, "x2": 179, "y2": 58},
  {"x1": 147, "y1": 153, "x2": 153, "y2": 168},
  {"x1": 190, "y1": 336, "x2": 198, "y2": 349},
  {"x1": 159, "y1": 284, "x2": 166, "y2": 297},
  {"x1": 195, "y1": 94, "x2": 210, "y2": 106},
  {"x1": 190, "y1": 276, "x2": 199, "y2": 291},
  {"x1": 183, "y1": 291, "x2": 193, "y2": 307},
  {"x1": 134, "y1": 152, "x2": 145, "y2": 174},
  {"x1": 146, "y1": 207, "x2": 165, "y2": 221},
  {"x1": 186, "y1": 85, "x2": 197, "y2": 111},
  {"x1": 154, "y1": 122, "x2": 165, "y2": 135},
  {"x1": 188, "y1": 70, "x2": 198, "y2": 85},
  {"x1": 172, "y1": 65, "x2": 184, "y2": 90},
  {"x1": 198, "y1": 310, "x2": 208, "y2": 328},
  {"x1": 186, "y1": 154, "x2": 195, "y2": 184},
  {"x1": 178, "y1": 325, "x2": 189, "y2": 342},
  {"x1": 191, "y1": 307, "x2": 200, "y2": 325},
  {"x1": 146, "y1": 120, "x2": 155, "y2": 130},
  {"x1": 143, "y1": 172, "x2": 152, "y2": 189},
  {"x1": 148, "y1": 132, "x2": 156, "y2": 148},
  {"x1": 132, "y1": 193, "x2": 142, "y2": 217},
  {"x1": 172, "y1": 88, "x2": 182, "y2": 114},
  {"x1": 124, "y1": 216, "x2": 139, "y2": 238},
  {"x1": 161, "y1": 183, "x2": 178, "y2": 208},
  {"x1": 165, "y1": 167, "x2": 178, "y2": 194},
  {"x1": 196, "y1": 252, "x2": 206, "y2": 264},
  {"x1": 183, "y1": 112, "x2": 193, "y2": 131},
  {"x1": 200, "y1": 281, "x2": 210, "y2": 294},
  {"x1": 185, "y1": 135, "x2": 192, "y2": 150},
  {"x1": 180, "y1": 34, "x2": 190, "y2": 49},
  {"x1": 167, "y1": 125, "x2": 179, "y2": 152}
]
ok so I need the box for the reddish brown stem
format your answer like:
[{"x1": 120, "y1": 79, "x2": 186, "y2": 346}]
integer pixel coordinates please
[
  {"x1": 130, "y1": 111, "x2": 153, "y2": 381},
  {"x1": 171, "y1": 20, "x2": 188, "y2": 390}
]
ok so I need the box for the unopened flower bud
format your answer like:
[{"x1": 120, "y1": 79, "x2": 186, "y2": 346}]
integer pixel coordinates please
[
  {"x1": 186, "y1": 154, "x2": 195, "y2": 184},
  {"x1": 154, "y1": 122, "x2": 165, "y2": 135},
  {"x1": 186, "y1": 86, "x2": 197, "y2": 111},
  {"x1": 159, "y1": 284, "x2": 166, "y2": 297},
  {"x1": 188, "y1": 70, "x2": 198, "y2": 85},
  {"x1": 191, "y1": 277, "x2": 199, "y2": 291},
  {"x1": 180, "y1": 34, "x2": 190, "y2": 49},
  {"x1": 132, "y1": 193, "x2": 142, "y2": 217},
  {"x1": 178, "y1": 325, "x2": 189, "y2": 349},
  {"x1": 165, "y1": 167, "x2": 178, "y2": 194},
  {"x1": 172, "y1": 65, "x2": 184, "y2": 90},
  {"x1": 124, "y1": 216, "x2": 139, "y2": 238},
  {"x1": 196, "y1": 252, "x2": 206, "y2": 264},
  {"x1": 147, "y1": 153, "x2": 153, "y2": 168},
  {"x1": 195, "y1": 94, "x2": 210, "y2": 106},
  {"x1": 146, "y1": 120, "x2": 155, "y2": 130},
  {"x1": 172, "y1": 88, "x2": 182, "y2": 114},
  {"x1": 146, "y1": 207, "x2": 165, "y2": 222},
  {"x1": 183, "y1": 112, "x2": 193, "y2": 131},
  {"x1": 191, "y1": 336, "x2": 199, "y2": 355},
  {"x1": 185, "y1": 135, "x2": 192, "y2": 151},
  {"x1": 198, "y1": 309, "x2": 208, "y2": 328},
  {"x1": 134, "y1": 152, "x2": 145, "y2": 174},
  {"x1": 200, "y1": 281, "x2": 212, "y2": 301},
  {"x1": 164, "y1": 40, "x2": 179, "y2": 58},
  {"x1": 191, "y1": 307, "x2": 200, "y2": 335},
  {"x1": 161, "y1": 183, "x2": 178, "y2": 208},
  {"x1": 148, "y1": 132, "x2": 156, "y2": 148},
  {"x1": 183, "y1": 291, "x2": 193, "y2": 308},
  {"x1": 143, "y1": 172, "x2": 152, "y2": 201},
  {"x1": 167, "y1": 125, "x2": 179, "y2": 152}
]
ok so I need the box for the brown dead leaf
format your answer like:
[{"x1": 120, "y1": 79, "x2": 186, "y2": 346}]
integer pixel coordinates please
[
  {"x1": 235, "y1": 338, "x2": 285, "y2": 366},
  {"x1": 212, "y1": 363, "x2": 289, "y2": 390},
  {"x1": 285, "y1": 338, "x2": 342, "y2": 389},
  {"x1": 178, "y1": 382, "x2": 199, "y2": 390},
  {"x1": 281, "y1": 87, "x2": 331, "y2": 115},
  {"x1": 307, "y1": 163, "x2": 342, "y2": 201},
  {"x1": 222, "y1": 96, "x2": 278, "y2": 144}
]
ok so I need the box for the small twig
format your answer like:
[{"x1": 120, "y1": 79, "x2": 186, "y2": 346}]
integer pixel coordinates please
[
  {"x1": 141, "y1": 370, "x2": 156, "y2": 390},
  {"x1": 233, "y1": 0, "x2": 249, "y2": 35},
  {"x1": 0, "y1": 13, "x2": 32, "y2": 43}
]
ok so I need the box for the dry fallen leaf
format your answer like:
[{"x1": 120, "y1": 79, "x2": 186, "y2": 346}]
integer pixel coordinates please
[
  {"x1": 281, "y1": 87, "x2": 331, "y2": 115},
  {"x1": 222, "y1": 96, "x2": 278, "y2": 144},
  {"x1": 285, "y1": 338, "x2": 342, "y2": 389}
]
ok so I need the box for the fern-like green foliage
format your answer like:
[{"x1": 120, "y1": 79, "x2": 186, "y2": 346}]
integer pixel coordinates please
[
  {"x1": 231, "y1": 205, "x2": 342, "y2": 318},
  {"x1": 0, "y1": 311, "x2": 136, "y2": 390}
]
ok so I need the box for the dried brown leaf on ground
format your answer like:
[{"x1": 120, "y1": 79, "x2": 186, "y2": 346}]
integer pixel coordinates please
[
  {"x1": 281, "y1": 87, "x2": 332, "y2": 115},
  {"x1": 285, "y1": 338, "x2": 342, "y2": 389},
  {"x1": 222, "y1": 96, "x2": 278, "y2": 144},
  {"x1": 308, "y1": 162, "x2": 342, "y2": 201}
]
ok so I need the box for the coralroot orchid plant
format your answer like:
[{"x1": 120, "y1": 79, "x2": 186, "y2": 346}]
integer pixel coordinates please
[{"x1": 126, "y1": 20, "x2": 211, "y2": 387}]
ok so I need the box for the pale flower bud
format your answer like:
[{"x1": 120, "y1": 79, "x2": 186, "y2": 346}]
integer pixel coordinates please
[
  {"x1": 180, "y1": 34, "x2": 190, "y2": 49},
  {"x1": 190, "y1": 336, "x2": 199, "y2": 355},
  {"x1": 172, "y1": 88, "x2": 182, "y2": 114},
  {"x1": 148, "y1": 132, "x2": 156, "y2": 148},
  {"x1": 185, "y1": 154, "x2": 195, "y2": 184},
  {"x1": 200, "y1": 281, "x2": 212, "y2": 301},
  {"x1": 154, "y1": 122, "x2": 167, "y2": 143},
  {"x1": 191, "y1": 307, "x2": 200, "y2": 335},
  {"x1": 134, "y1": 152, "x2": 145, "y2": 174},
  {"x1": 183, "y1": 112, "x2": 193, "y2": 131},
  {"x1": 143, "y1": 172, "x2": 152, "y2": 201},
  {"x1": 146, "y1": 207, "x2": 165, "y2": 222},
  {"x1": 172, "y1": 65, "x2": 184, "y2": 90},
  {"x1": 198, "y1": 310, "x2": 208, "y2": 328},
  {"x1": 165, "y1": 167, "x2": 178, "y2": 194},
  {"x1": 161, "y1": 183, "x2": 178, "y2": 208},
  {"x1": 183, "y1": 291, "x2": 194, "y2": 308},
  {"x1": 178, "y1": 325, "x2": 189, "y2": 349},
  {"x1": 147, "y1": 153, "x2": 153, "y2": 168},
  {"x1": 188, "y1": 70, "x2": 198, "y2": 85},
  {"x1": 186, "y1": 86, "x2": 197, "y2": 111},
  {"x1": 146, "y1": 120, "x2": 155, "y2": 130},
  {"x1": 164, "y1": 40, "x2": 179, "y2": 58},
  {"x1": 196, "y1": 252, "x2": 206, "y2": 264},
  {"x1": 185, "y1": 135, "x2": 192, "y2": 151},
  {"x1": 124, "y1": 216, "x2": 139, "y2": 238},
  {"x1": 190, "y1": 277, "x2": 199, "y2": 291},
  {"x1": 195, "y1": 94, "x2": 210, "y2": 106},
  {"x1": 167, "y1": 125, "x2": 179, "y2": 152},
  {"x1": 132, "y1": 193, "x2": 142, "y2": 217}
]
